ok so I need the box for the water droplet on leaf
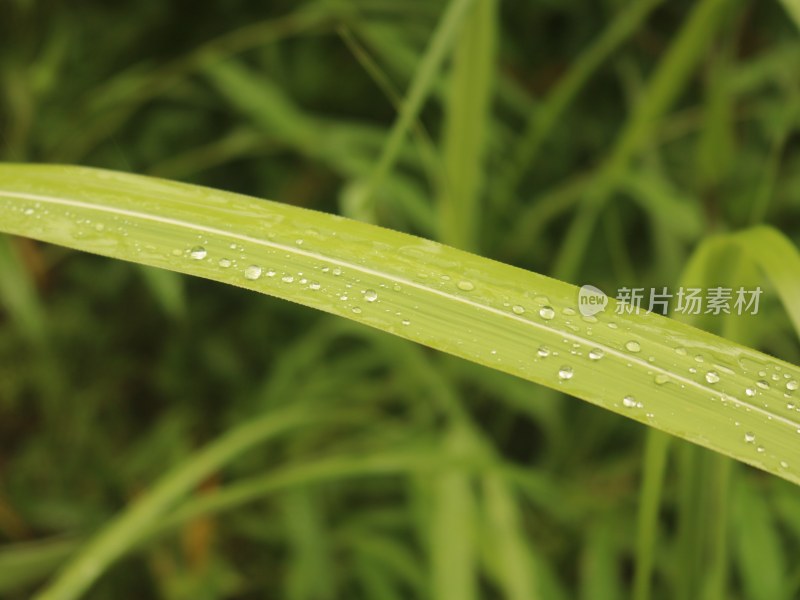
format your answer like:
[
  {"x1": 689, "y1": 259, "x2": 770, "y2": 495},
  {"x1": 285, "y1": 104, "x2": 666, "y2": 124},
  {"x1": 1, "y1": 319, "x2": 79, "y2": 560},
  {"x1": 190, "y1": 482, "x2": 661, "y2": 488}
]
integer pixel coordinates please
[
  {"x1": 189, "y1": 246, "x2": 207, "y2": 260},
  {"x1": 244, "y1": 265, "x2": 262, "y2": 280},
  {"x1": 539, "y1": 306, "x2": 555, "y2": 320},
  {"x1": 457, "y1": 280, "x2": 475, "y2": 291},
  {"x1": 588, "y1": 348, "x2": 604, "y2": 360},
  {"x1": 622, "y1": 396, "x2": 638, "y2": 408}
]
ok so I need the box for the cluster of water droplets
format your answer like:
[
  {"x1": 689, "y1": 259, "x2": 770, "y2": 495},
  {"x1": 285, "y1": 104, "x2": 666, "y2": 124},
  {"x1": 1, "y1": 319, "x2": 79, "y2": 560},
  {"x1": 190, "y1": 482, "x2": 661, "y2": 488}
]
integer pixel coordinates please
[
  {"x1": 178, "y1": 241, "x2": 426, "y2": 329},
  {"x1": 525, "y1": 302, "x2": 799, "y2": 472}
]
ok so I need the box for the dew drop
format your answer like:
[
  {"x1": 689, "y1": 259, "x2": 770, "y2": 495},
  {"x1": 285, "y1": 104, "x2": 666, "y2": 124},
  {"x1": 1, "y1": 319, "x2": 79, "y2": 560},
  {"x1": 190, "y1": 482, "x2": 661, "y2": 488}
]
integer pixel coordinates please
[
  {"x1": 705, "y1": 370, "x2": 720, "y2": 384},
  {"x1": 675, "y1": 347, "x2": 688, "y2": 356},
  {"x1": 655, "y1": 374, "x2": 669, "y2": 385},
  {"x1": 352, "y1": 307, "x2": 362, "y2": 314},
  {"x1": 281, "y1": 275, "x2": 295, "y2": 283},
  {"x1": 364, "y1": 289, "x2": 378, "y2": 302},
  {"x1": 332, "y1": 267, "x2": 342, "y2": 276},
  {"x1": 457, "y1": 280, "x2": 475, "y2": 291},
  {"x1": 218, "y1": 258, "x2": 232, "y2": 268},
  {"x1": 756, "y1": 380, "x2": 770, "y2": 390},
  {"x1": 745, "y1": 387, "x2": 756, "y2": 397},
  {"x1": 189, "y1": 246, "x2": 207, "y2": 260},
  {"x1": 244, "y1": 265, "x2": 262, "y2": 280},
  {"x1": 309, "y1": 281, "x2": 321, "y2": 290},
  {"x1": 756, "y1": 445, "x2": 765, "y2": 454},
  {"x1": 622, "y1": 396, "x2": 638, "y2": 408},
  {"x1": 558, "y1": 365, "x2": 573, "y2": 380},
  {"x1": 744, "y1": 432, "x2": 756, "y2": 444},
  {"x1": 588, "y1": 348, "x2": 605, "y2": 361},
  {"x1": 787, "y1": 380, "x2": 799, "y2": 391},
  {"x1": 539, "y1": 306, "x2": 555, "y2": 320},
  {"x1": 512, "y1": 305, "x2": 525, "y2": 315},
  {"x1": 537, "y1": 346, "x2": 551, "y2": 358},
  {"x1": 781, "y1": 461, "x2": 789, "y2": 469},
  {"x1": 401, "y1": 319, "x2": 411, "y2": 326},
  {"x1": 625, "y1": 340, "x2": 641, "y2": 353}
]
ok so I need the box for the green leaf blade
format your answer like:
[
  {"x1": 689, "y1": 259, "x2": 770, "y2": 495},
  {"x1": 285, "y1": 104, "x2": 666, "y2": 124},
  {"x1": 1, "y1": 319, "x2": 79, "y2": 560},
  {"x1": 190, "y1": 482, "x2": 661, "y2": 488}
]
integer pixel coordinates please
[{"x1": 1, "y1": 163, "x2": 800, "y2": 485}]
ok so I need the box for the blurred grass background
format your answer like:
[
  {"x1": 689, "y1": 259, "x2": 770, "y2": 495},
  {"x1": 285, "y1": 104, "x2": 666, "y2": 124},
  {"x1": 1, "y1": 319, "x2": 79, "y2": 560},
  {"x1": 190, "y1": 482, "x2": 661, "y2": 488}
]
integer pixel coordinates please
[{"x1": 1, "y1": 0, "x2": 800, "y2": 598}]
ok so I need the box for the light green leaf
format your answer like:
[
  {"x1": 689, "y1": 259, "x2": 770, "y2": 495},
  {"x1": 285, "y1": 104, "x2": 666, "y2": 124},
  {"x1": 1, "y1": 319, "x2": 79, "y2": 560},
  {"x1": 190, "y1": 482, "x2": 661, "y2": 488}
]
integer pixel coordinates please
[{"x1": 1, "y1": 163, "x2": 800, "y2": 494}]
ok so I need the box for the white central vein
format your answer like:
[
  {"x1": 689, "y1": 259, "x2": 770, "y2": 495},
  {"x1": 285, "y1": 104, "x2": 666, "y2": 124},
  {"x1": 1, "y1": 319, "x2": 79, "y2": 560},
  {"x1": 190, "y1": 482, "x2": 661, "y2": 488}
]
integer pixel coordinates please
[{"x1": 2, "y1": 187, "x2": 798, "y2": 430}]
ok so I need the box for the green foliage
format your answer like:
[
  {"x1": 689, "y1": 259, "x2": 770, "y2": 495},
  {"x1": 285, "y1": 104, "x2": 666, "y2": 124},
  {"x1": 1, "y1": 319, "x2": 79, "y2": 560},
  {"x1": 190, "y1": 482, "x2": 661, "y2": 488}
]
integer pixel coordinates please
[{"x1": 1, "y1": 1, "x2": 799, "y2": 599}]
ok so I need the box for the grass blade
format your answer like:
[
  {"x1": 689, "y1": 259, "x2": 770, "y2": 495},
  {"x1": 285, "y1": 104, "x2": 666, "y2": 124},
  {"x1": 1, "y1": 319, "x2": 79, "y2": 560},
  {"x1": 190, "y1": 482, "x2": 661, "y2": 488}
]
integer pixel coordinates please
[
  {"x1": 0, "y1": 235, "x2": 46, "y2": 343},
  {"x1": 430, "y1": 428, "x2": 477, "y2": 600},
  {"x1": 1, "y1": 163, "x2": 800, "y2": 492},
  {"x1": 732, "y1": 475, "x2": 788, "y2": 600},
  {"x1": 0, "y1": 538, "x2": 79, "y2": 595},
  {"x1": 494, "y1": 0, "x2": 663, "y2": 211},
  {"x1": 33, "y1": 406, "x2": 327, "y2": 600},
  {"x1": 360, "y1": 0, "x2": 476, "y2": 210},
  {"x1": 632, "y1": 430, "x2": 669, "y2": 600},
  {"x1": 482, "y1": 474, "x2": 540, "y2": 600},
  {"x1": 729, "y1": 226, "x2": 800, "y2": 336},
  {"x1": 553, "y1": 0, "x2": 734, "y2": 280},
  {"x1": 778, "y1": 0, "x2": 800, "y2": 30},
  {"x1": 438, "y1": 0, "x2": 496, "y2": 251}
]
